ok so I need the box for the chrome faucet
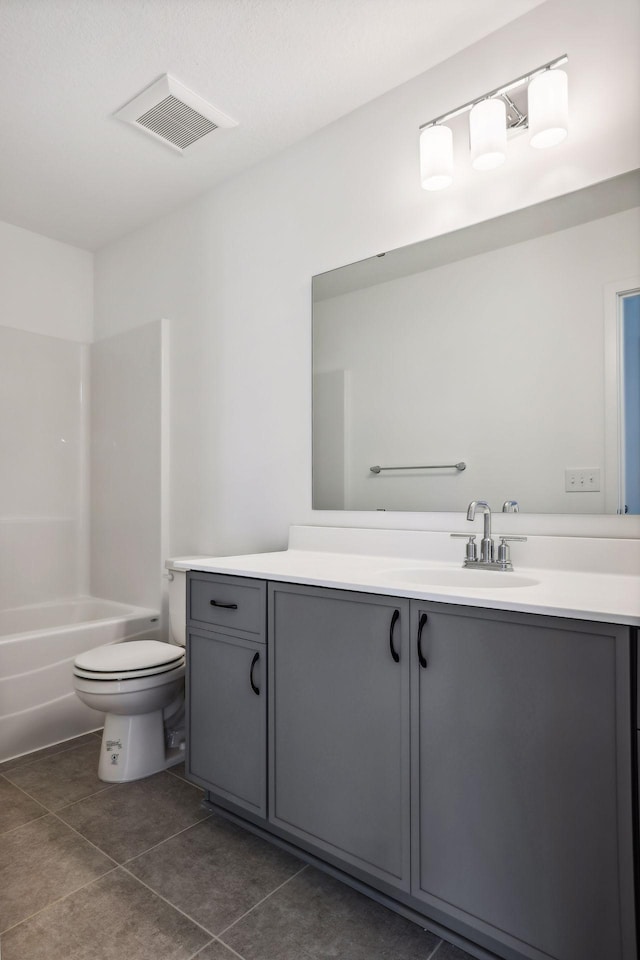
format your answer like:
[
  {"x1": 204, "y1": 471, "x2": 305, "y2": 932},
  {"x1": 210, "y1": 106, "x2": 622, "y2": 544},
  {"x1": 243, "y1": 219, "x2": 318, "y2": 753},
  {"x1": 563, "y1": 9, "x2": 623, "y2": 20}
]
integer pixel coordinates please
[
  {"x1": 467, "y1": 500, "x2": 493, "y2": 562},
  {"x1": 450, "y1": 500, "x2": 527, "y2": 571}
]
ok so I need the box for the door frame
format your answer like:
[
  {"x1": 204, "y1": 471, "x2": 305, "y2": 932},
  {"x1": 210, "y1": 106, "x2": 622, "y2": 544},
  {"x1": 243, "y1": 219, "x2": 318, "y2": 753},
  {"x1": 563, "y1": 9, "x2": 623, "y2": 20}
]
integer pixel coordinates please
[{"x1": 604, "y1": 276, "x2": 640, "y2": 514}]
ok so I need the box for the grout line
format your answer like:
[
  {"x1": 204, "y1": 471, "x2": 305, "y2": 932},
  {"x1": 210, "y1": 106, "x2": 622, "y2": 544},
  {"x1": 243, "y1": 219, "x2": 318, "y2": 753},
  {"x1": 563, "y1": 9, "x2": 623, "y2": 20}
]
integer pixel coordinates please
[
  {"x1": 185, "y1": 939, "x2": 216, "y2": 960},
  {"x1": 426, "y1": 940, "x2": 445, "y2": 960},
  {"x1": 163, "y1": 768, "x2": 205, "y2": 798},
  {"x1": 203, "y1": 937, "x2": 248, "y2": 959},
  {"x1": 121, "y1": 815, "x2": 213, "y2": 866},
  {"x1": 2, "y1": 766, "x2": 115, "y2": 816},
  {"x1": 50, "y1": 782, "x2": 117, "y2": 814},
  {"x1": 0, "y1": 810, "x2": 51, "y2": 840},
  {"x1": 50, "y1": 812, "x2": 120, "y2": 866},
  {"x1": 0, "y1": 775, "x2": 78, "y2": 815},
  {"x1": 8, "y1": 779, "x2": 116, "y2": 816},
  {"x1": 0, "y1": 865, "x2": 120, "y2": 936},
  {"x1": 0, "y1": 734, "x2": 101, "y2": 776},
  {"x1": 216, "y1": 863, "x2": 309, "y2": 938},
  {"x1": 164, "y1": 764, "x2": 190, "y2": 784},
  {"x1": 119, "y1": 864, "x2": 217, "y2": 939}
]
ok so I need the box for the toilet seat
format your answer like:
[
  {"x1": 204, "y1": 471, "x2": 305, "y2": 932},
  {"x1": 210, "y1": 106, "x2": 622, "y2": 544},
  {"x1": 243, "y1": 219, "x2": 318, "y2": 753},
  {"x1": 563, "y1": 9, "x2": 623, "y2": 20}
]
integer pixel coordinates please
[
  {"x1": 73, "y1": 640, "x2": 185, "y2": 682},
  {"x1": 73, "y1": 660, "x2": 185, "y2": 696}
]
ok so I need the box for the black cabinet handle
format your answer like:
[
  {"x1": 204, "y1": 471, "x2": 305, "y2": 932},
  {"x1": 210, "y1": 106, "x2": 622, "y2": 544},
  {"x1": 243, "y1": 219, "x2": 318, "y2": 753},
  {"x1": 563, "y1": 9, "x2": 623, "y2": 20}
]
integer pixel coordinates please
[
  {"x1": 389, "y1": 609, "x2": 400, "y2": 663},
  {"x1": 250, "y1": 651, "x2": 260, "y2": 695},
  {"x1": 417, "y1": 613, "x2": 428, "y2": 668},
  {"x1": 210, "y1": 599, "x2": 238, "y2": 609}
]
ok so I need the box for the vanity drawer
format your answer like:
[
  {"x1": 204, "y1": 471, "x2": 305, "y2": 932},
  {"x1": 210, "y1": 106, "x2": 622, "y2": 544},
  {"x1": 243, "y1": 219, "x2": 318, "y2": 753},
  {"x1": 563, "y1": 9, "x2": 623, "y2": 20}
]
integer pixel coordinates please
[{"x1": 188, "y1": 573, "x2": 266, "y2": 641}]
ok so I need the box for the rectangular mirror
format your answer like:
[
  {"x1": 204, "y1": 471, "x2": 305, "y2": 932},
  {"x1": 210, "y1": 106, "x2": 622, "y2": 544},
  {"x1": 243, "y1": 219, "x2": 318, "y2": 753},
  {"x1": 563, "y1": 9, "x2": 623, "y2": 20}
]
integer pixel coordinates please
[{"x1": 312, "y1": 170, "x2": 640, "y2": 514}]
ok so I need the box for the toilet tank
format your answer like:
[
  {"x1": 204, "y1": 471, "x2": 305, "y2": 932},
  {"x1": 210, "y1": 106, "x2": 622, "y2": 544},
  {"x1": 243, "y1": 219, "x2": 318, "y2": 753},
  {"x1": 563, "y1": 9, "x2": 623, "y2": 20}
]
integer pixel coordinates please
[{"x1": 166, "y1": 567, "x2": 186, "y2": 647}]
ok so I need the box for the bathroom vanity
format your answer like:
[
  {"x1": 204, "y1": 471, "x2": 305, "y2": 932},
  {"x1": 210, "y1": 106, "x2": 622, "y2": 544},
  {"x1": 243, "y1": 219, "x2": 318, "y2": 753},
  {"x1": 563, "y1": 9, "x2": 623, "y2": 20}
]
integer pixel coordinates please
[{"x1": 174, "y1": 526, "x2": 640, "y2": 960}]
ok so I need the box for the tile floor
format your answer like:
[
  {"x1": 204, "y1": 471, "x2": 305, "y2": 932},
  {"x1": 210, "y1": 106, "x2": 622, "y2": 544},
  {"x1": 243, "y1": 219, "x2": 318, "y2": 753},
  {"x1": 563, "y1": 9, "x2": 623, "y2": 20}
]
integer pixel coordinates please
[{"x1": 0, "y1": 733, "x2": 477, "y2": 960}]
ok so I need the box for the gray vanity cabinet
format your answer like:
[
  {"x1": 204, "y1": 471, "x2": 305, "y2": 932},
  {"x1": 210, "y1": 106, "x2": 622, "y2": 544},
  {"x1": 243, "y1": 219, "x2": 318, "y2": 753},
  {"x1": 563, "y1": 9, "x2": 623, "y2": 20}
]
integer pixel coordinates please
[
  {"x1": 186, "y1": 574, "x2": 267, "y2": 820},
  {"x1": 187, "y1": 571, "x2": 636, "y2": 960},
  {"x1": 268, "y1": 582, "x2": 411, "y2": 891},
  {"x1": 410, "y1": 602, "x2": 635, "y2": 960}
]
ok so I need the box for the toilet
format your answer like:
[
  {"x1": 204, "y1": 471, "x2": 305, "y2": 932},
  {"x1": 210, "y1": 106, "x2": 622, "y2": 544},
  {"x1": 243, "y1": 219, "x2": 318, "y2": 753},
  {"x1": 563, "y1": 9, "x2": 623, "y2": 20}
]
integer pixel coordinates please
[{"x1": 73, "y1": 568, "x2": 187, "y2": 782}]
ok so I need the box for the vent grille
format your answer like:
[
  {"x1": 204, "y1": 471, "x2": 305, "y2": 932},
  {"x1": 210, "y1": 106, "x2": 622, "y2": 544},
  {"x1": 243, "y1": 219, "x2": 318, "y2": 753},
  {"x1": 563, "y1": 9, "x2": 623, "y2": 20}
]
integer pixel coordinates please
[
  {"x1": 115, "y1": 75, "x2": 238, "y2": 154},
  {"x1": 137, "y1": 95, "x2": 218, "y2": 150}
]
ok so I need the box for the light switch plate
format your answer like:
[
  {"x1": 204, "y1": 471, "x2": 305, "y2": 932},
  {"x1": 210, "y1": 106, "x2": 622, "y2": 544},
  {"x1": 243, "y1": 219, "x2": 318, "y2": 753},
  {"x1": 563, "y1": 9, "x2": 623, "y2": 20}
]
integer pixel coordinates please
[{"x1": 565, "y1": 468, "x2": 601, "y2": 492}]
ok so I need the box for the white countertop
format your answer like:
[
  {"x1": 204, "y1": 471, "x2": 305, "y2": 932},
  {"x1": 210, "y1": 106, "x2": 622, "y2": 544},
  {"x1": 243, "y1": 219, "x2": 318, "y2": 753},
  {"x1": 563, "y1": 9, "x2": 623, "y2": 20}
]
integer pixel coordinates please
[{"x1": 169, "y1": 525, "x2": 640, "y2": 626}]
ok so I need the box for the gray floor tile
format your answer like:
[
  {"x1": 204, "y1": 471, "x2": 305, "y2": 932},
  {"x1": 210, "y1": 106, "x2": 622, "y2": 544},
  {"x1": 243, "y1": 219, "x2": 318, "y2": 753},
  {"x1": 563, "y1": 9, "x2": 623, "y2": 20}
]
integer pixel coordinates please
[
  {"x1": 4, "y1": 740, "x2": 109, "y2": 811},
  {"x1": 0, "y1": 728, "x2": 483, "y2": 960},
  {"x1": 0, "y1": 814, "x2": 114, "y2": 933},
  {"x1": 0, "y1": 776, "x2": 48, "y2": 835},
  {"x1": 58, "y1": 770, "x2": 209, "y2": 862},
  {"x1": 0, "y1": 867, "x2": 211, "y2": 960},
  {"x1": 0, "y1": 733, "x2": 100, "y2": 775},
  {"x1": 195, "y1": 940, "x2": 248, "y2": 960},
  {"x1": 433, "y1": 940, "x2": 477, "y2": 960},
  {"x1": 127, "y1": 814, "x2": 303, "y2": 935},
  {"x1": 221, "y1": 866, "x2": 440, "y2": 960}
]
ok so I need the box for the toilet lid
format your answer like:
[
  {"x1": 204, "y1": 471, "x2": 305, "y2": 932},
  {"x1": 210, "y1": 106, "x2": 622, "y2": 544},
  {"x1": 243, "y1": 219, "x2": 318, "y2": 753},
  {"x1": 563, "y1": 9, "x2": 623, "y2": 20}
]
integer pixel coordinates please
[{"x1": 74, "y1": 640, "x2": 184, "y2": 674}]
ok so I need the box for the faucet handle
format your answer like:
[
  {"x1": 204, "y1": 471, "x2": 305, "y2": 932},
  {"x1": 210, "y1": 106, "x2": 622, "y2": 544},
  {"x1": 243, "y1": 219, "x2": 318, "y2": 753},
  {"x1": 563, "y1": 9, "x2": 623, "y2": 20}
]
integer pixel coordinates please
[
  {"x1": 502, "y1": 500, "x2": 520, "y2": 513},
  {"x1": 451, "y1": 533, "x2": 477, "y2": 562},
  {"x1": 497, "y1": 536, "x2": 527, "y2": 567},
  {"x1": 499, "y1": 536, "x2": 527, "y2": 543}
]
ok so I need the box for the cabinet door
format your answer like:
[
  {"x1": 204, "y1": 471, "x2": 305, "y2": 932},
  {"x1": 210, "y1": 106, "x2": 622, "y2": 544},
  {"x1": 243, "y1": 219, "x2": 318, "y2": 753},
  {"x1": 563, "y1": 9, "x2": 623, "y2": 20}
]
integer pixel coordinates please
[
  {"x1": 411, "y1": 603, "x2": 634, "y2": 960},
  {"x1": 269, "y1": 583, "x2": 411, "y2": 891},
  {"x1": 187, "y1": 628, "x2": 266, "y2": 819}
]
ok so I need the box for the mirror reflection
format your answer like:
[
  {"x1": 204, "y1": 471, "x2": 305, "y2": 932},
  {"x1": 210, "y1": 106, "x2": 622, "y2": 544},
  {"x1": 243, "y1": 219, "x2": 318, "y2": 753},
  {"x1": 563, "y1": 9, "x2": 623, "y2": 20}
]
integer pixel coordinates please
[{"x1": 312, "y1": 170, "x2": 640, "y2": 514}]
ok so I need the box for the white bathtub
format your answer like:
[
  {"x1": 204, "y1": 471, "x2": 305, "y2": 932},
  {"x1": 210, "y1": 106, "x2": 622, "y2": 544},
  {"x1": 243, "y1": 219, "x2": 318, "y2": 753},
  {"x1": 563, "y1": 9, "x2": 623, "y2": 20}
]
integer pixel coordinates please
[{"x1": 0, "y1": 597, "x2": 161, "y2": 763}]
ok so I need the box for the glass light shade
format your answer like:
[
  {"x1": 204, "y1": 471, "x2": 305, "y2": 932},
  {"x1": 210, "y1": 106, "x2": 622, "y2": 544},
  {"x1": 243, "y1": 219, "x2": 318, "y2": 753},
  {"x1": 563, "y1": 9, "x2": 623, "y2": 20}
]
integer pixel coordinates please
[
  {"x1": 469, "y1": 98, "x2": 507, "y2": 171},
  {"x1": 528, "y1": 69, "x2": 568, "y2": 148},
  {"x1": 420, "y1": 124, "x2": 453, "y2": 191}
]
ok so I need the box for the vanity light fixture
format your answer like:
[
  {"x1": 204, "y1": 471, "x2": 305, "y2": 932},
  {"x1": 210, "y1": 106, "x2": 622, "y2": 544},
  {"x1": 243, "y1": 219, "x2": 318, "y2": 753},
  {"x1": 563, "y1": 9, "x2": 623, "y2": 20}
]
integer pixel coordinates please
[
  {"x1": 528, "y1": 67, "x2": 569, "y2": 148},
  {"x1": 419, "y1": 123, "x2": 454, "y2": 191},
  {"x1": 419, "y1": 55, "x2": 568, "y2": 190},
  {"x1": 469, "y1": 98, "x2": 507, "y2": 171}
]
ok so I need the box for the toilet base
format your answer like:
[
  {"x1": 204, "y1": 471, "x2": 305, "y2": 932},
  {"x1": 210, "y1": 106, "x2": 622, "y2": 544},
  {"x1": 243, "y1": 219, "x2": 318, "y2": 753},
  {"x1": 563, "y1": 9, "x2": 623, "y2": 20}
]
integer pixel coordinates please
[{"x1": 98, "y1": 711, "x2": 181, "y2": 782}]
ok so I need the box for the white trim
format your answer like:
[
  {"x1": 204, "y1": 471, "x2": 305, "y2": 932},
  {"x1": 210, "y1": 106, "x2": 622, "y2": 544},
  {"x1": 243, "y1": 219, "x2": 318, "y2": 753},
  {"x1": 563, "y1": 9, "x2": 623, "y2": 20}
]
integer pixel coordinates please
[
  {"x1": 76, "y1": 343, "x2": 91, "y2": 596},
  {"x1": 160, "y1": 318, "x2": 171, "y2": 638},
  {"x1": 604, "y1": 277, "x2": 640, "y2": 515}
]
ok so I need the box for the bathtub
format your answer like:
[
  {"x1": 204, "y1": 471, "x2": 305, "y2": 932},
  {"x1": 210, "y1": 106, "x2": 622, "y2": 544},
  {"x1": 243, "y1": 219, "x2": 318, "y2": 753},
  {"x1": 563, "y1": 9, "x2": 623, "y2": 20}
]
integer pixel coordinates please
[{"x1": 0, "y1": 598, "x2": 161, "y2": 763}]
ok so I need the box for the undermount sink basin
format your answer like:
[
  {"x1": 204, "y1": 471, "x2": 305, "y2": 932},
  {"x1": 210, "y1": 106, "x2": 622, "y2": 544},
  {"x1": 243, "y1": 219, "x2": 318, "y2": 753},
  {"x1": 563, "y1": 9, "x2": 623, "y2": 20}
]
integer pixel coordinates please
[{"x1": 381, "y1": 567, "x2": 539, "y2": 589}]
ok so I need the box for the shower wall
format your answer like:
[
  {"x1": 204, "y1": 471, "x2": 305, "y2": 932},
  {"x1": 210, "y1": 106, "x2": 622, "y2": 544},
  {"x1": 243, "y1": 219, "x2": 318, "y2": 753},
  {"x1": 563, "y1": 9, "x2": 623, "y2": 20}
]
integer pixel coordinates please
[
  {"x1": 0, "y1": 220, "x2": 165, "y2": 615},
  {"x1": 90, "y1": 319, "x2": 166, "y2": 611},
  {"x1": 0, "y1": 219, "x2": 92, "y2": 611},
  {"x1": 0, "y1": 326, "x2": 88, "y2": 608}
]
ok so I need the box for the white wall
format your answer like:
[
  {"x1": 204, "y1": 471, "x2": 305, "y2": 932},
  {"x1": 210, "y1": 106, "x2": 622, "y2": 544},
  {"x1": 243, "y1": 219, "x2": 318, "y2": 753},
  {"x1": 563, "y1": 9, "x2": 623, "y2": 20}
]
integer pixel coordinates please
[
  {"x1": 314, "y1": 207, "x2": 640, "y2": 514},
  {"x1": 0, "y1": 222, "x2": 92, "y2": 608},
  {"x1": 0, "y1": 219, "x2": 92, "y2": 341},
  {"x1": 94, "y1": 0, "x2": 640, "y2": 557}
]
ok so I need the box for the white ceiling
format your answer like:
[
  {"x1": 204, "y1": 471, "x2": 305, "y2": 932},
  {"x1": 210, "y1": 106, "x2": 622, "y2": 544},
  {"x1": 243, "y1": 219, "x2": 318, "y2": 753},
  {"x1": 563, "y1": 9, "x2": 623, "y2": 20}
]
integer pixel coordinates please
[{"x1": 0, "y1": 0, "x2": 545, "y2": 251}]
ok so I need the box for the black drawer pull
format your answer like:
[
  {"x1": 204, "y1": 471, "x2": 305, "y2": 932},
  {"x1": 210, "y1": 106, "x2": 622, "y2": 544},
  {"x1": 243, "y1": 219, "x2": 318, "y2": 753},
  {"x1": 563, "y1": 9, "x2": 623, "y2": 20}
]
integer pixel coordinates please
[
  {"x1": 250, "y1": 652, "x2": 260, "y2": 695},
  {"x1": 209, "y1": 599, "x2": 238, "y2": 609},
  {"x1": 417, "y1": 613, "x2": 428, "y2": 669},
  {"x1": 389, "y1": 609, "x2": 400, "y2": 663}
]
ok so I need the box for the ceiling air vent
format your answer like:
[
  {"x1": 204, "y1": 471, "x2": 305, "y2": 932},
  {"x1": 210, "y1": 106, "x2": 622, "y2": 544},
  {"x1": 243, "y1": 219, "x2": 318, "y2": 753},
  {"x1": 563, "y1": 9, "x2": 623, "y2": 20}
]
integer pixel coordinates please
[{"x1": 114, "y1": 75, "x2": 238, "y2": 154}]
